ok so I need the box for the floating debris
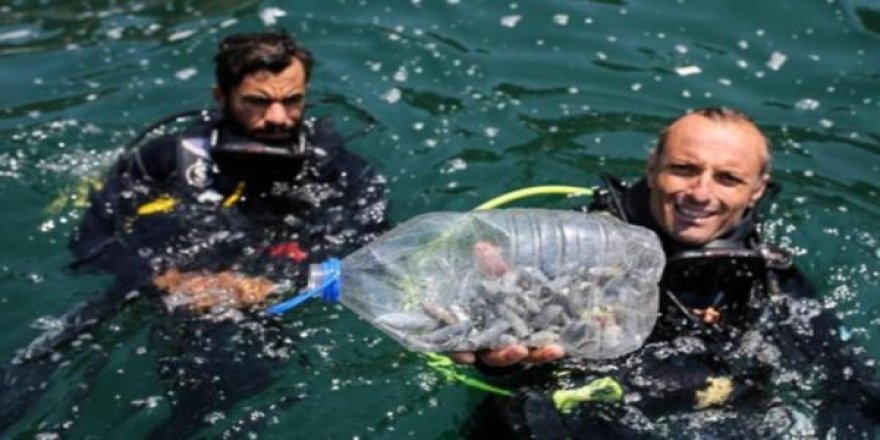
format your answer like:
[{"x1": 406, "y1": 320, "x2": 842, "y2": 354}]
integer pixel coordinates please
[
  {"x1": 381, "y1": 88, "x2": 402, "y2": 104},
  {"x1": 794, "y1": 98, "x2": 819, "y2": 111},
  {"x1": 675, "y1": 65, "x2": 702, "y2": 77},
  {"x1": 175, "y1": 67, "x2": 197, "y2": 81},
  {"x1": 168, "y1": 29, "x2": 196, "y2": 42},
  {"x1": 766, "y1": 51, "x2": 787, "y2": 71},
  {"x1": 0, "y1": 29, "x2": 34, "y2": 42},
  {"x1": 500, "y1": 15, "x2": 522, "y2": 28},
  {"x1": 258, "y1": 7, "x2": 287, "y2": 26}
]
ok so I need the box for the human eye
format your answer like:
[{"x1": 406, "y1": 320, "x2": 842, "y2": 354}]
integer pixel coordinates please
[
  {"x1": 715, "y1": 171, "x2": 746, "y2": 186},
  {"x1": 243, "y1": 96, "x2": 271, "y2": 108},
  {"x1": 281, "y1": 94, "x2": 304, "y2": 107},
  {"x1": 666, "y1": 162, "x2": 699, "y2": 176}
]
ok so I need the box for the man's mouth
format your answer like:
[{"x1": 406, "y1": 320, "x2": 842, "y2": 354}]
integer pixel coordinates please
[
  {"x1": 253, "y1": 131, "x2": 295, "y2": 144},
  {"x1": 257, "y1": 130, "x2": 292, "y2": 139},
  {"x1": 674, "y1": 203, "x2": 716, "y2": 223}
]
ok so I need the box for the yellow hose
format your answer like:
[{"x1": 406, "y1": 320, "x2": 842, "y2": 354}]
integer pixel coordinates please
[{"x1": 473, "y1": 185, "x2": 594, "y2": 210}]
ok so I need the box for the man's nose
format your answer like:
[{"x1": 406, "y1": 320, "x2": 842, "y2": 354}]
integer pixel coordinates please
[
  {"x1": 686, "y1": 174, "x2": 713, "y2": 202},
  {"x1": 264, "y1": 102, "x2": 290, "y2": 126}
]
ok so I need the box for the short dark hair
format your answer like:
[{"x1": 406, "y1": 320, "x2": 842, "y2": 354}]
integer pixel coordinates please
[
  {"x1": 656, "y1": 107, "x2": 772, "y2": 174},
  {"x1": 214, "y1": 30, "x2": 313, "y2": 94}
]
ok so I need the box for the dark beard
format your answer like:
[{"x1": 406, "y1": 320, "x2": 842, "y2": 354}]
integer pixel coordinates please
[
  {"x1": 211, "y1": 104, "x2": 310, "y2": 182},
  {"x1": 221, "y1": 103, "x2": 303, "y2": 148}
]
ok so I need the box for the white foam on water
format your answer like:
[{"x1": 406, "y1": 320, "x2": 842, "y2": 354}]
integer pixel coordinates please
[
  {"x1": 795, "y1": 98, "x2": 820, "y2": 111},
  {"x1": 0, "y1": 29, "x2": 33, "y2": 42},
  {"x1": 381, "y1": 88, "x2": 402, "y2": 104},
  {"x1": 766, "y1": 51, "x2": 787, "y2": 71},
  {"x1": 675, "y1": 65, "x2": 702, "y2": 76},
  {"x1": 168, "y1": 29, "x2": 196, "y2": 42},
  {"x1": 258, "y1": 7, "x2": 287, "y2": 26},
  {"x1": 500, "y1": 15, "x2": 522, "y2": 28}
]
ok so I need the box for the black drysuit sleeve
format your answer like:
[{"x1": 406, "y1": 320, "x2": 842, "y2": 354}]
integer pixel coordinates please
[{"x1": 68, "y1": 136, "x2": 178, "y2": 287}]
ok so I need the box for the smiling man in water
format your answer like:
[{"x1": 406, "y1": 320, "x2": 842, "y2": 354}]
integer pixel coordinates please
[
  {"x1": 456, "y1": 108, "x2": 771, "y2": 366},
  {"x1": 646, "y1": 109, "x2": 769, "y2": 248},
  {"x1": 461, "y1": 107, "x2": 880, "y2": 438}
]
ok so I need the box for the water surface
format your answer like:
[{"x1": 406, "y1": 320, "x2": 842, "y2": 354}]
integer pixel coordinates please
[{"x1": 1, "y1": 0, "x2": 879, "y2": 438}]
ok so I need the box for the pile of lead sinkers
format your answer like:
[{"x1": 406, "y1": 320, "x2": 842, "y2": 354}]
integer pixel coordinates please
[{"x1": 374, "y1": 261, "x2": 658, "y2": 360}]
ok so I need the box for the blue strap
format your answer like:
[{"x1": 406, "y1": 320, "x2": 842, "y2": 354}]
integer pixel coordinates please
[
  {"x1": 265, "y1": 258, "x2": 342, "y2": 315},
  {"x1": 265, "y1": 288, "x2": 323, "y2": 315}
]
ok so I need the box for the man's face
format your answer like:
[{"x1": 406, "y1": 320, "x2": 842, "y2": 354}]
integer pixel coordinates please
[
  {"x1": 646, "y1": 114, "x2": 769, "y2": 246},
  {"x1": 214, "y1": 57, "x2": 307, "y2": 143}
]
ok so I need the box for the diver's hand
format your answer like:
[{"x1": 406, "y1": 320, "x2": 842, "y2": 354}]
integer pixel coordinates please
[
  {"x1": 153, "y1": 268, "x2": 277, "y2": 312},
  {"x1": 455, "y1": 242, "x2": 565, "y2": 366},
  {"x1": 450, "y1": 344, "x2": 565, "y2": 367}
]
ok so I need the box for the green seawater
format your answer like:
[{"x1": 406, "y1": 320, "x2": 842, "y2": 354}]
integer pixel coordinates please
[{"x1": 1, "y1": 0, "x2": 879, "y2": 438}]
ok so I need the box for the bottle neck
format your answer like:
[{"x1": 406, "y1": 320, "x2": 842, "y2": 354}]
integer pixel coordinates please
[
  {"x1": 305, "y1": 263, "x2": 329, "y2": 291},
  {"x1": 264, "y1": 258, "x2": 343, "y2": 315},
  {"x1": 307, "y1": 258, "x2": 342, "y2": 302}
]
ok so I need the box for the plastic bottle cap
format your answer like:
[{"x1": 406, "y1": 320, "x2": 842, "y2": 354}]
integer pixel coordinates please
[
  {"x1": 265, "y1": 257, "x2": 342, "y2": 314},
  {"x1": 320, "y1": 258, "x2": 342, "y2": 303}
]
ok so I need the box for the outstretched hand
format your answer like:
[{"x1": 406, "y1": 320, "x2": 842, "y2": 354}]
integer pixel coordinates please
[
  {"x1": 153, "y1": 268, "x2": 277, "y2": 312},
  {"x1": 460, "y1": 241, "x2": 566, "y2": 366},
  {"x1": 450, "y1": 344, "x2": 565, "y2": 367}
]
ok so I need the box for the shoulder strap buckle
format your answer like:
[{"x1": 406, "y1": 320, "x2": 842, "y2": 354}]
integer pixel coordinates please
[
  {"x1": 758, "y1": 244, "x2": 793, "y2": 270},
  {"x1": 591, "y1": 173, "x2": 630, "y2": 221}
]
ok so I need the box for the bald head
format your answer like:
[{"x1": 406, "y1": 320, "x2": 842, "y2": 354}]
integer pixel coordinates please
[
  {"x1": 646, "y1": 107, "x2": 771, "y2": 245},
  {"x1": 656, "y1": 107, "x2": 771, "y2": 175}
]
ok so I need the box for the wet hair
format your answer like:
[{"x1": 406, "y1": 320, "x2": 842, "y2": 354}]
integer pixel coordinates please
[
  {"x1": 655, "y1": 107, "x2": 772, "y2": 174},
  {"x1": 214, "y1": 30, "x2": 313, "y2": 95}
]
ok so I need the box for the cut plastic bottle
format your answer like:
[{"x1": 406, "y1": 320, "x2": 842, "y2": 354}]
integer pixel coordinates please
[{"x1": 267, "y1": 208, "x2": 666, "y2": 359}]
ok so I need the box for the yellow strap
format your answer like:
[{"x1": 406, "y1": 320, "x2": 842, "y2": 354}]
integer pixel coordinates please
[
  {"x1": 137, "y1": 196, "x2": 177, "y2": 215},
  {"x1": 136, "y1": 181, "x2": 244, "y2": 215},
  {"x1": 223, "y1": 181, "x2": 246, "y2": 207}
]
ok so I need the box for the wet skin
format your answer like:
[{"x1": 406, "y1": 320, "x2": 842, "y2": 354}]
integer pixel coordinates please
[
  {"x1": 647, "y1": 114, "x2": 768, "y2": 246},
  {"x1": 213, "y1": 57, "x2": 308, "y2": 143}
]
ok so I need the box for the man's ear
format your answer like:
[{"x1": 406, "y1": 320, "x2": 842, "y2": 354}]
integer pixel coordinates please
[
  {"x1": 750, "y1": 173, "x2": 769, "y2": 205},
  {"x1": 212, "y1": 85, "x2": 225, "y2": 107}
]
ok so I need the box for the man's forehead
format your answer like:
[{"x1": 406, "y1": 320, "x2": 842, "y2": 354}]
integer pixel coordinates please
[
  {"x1": 661, "y1": 115, "x2": 769, "y2": 175},
  {"x1": 667, "y1": 114, "x2": 768, "y2": 157},
  {"x1": 235, "y1": 60, "x2": 307, "y2": 96}
]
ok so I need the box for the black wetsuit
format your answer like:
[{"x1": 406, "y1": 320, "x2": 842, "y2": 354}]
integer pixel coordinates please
[
  {"x1": 69, "y1": 113, "x2": 387, "y2": 288},
  {"x1": 1, "y1": 112, "x2": 387, "y2": 437},
  {"x1": 466, "y1": 176, "x2": 879, "y2": 439}
]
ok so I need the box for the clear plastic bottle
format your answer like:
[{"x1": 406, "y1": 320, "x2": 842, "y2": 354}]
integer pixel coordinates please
[{"x1": 268, "y1": 208, "x2": 665, "y2": 359}]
